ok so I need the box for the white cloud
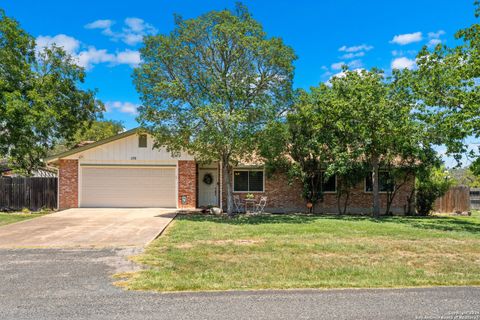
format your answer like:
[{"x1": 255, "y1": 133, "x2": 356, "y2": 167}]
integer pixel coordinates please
[
  {"x1": 391, "y1": 57, "x2": 415, "y2": 70},
  {"x1": 331, "y1": 61, "x2": 345, "y2": 70},
  {"x1": 391, "y1": 49, "x2": 417, "y2": 57},
  {"x1": 337, "y1": 44, "x2": 371, "y2": 65},
  {"x1": 105, "y1": 101, "x2": 140, "y2": 115},
  {"x1": 85, "y1": 17, "x2": 157, "y2": 46},
  {"x1": 427, "y1": 30, "x2": 445, "y2": 47},
  {"x1": 85, "y1": 19, "x2": 114, "y2": 30},
  {"x1": 390, "y1": 32, "x2": 423, "y2": 45},
  {"x1": 320, "y1": 66, "x2": 332, "y2": 78},
  {"x1": 35, "y1": 34, "x2": 141, "y2": 70},
  {"x1": 121, "y1": 33, "x2": 144, "y2": 46},
  {"x1": 77, "y1": 47, "x2": 115, "y2": 69},
  {"x1": 35, "y1": 34, "x2": 80, "y2": 55},
  {"x1": 115, "y1": 49, "x2": 142, "y2": 66},
  {"x1": 428, "y1": 30, "x2": 445, "y2": 39},
  {"x1": 124, "y1": 17, "x2": 155, "y2": 33},
  {"x1": 338, "y1": 44, "x2": 373, "y2": 52},
  {"x1": 331, "y1": 60, "x2": 362, "y2": 70},
  {"x1": 340, "y1": 51, "x2": 365, "y2": 59},
  {"x1": 330, "y1": 59, "x2": 363, "y2": 70},
  {"x1": 78, "y1": 48, "x2": 141, "y2": 69},
  {"x1": 348, "y1": 59, "x2": 363, "y2": 69},
  {"x1": 328, "y1": 68, "x2": 365, "y2": 83},
  {"x1": 322, "y1": 71, "x2": 333, "y2": 79},
  {"x1": 427, "y1": 39, "x2": 442, "y2": 47}
]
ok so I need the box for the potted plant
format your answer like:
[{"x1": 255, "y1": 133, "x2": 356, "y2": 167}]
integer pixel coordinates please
[{"x1": 306, "y1": 202, "x2": 313, "y2": 214}]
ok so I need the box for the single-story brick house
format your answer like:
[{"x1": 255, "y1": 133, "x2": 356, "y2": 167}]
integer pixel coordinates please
[{"x1": 46, "y1": 128, "x2": 414, "y2": 214}]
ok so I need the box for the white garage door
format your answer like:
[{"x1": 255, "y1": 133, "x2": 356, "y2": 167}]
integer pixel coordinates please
[{"x1": 80, "y1": 166, "x2": 177, "y2": 208}]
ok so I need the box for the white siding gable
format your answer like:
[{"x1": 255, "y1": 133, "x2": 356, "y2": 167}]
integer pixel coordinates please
[{"x1": 65, "y1": 133, "x2": 194, "y2": 164}]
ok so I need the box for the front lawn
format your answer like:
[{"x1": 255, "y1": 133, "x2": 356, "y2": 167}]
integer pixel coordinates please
[
  {"x1": 120, "y1": 211, "x2": 480, "y2": 292},
  {"x1": 0, "y1": 212, "x2": 47, "y2": 227}
]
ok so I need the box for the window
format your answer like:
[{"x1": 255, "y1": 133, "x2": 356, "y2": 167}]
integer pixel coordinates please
[
  {"x1": 365, "y1": 172, "x2": 394, "y2": 192},
  {"x1": 233, "y1": 170, "x2": 264, "y2": 192},
  {"x1": 138, "y1": 134, "x2": 147, "y2": 148},
  {"x1": 321, "y1": 172, "x2": 336, "y2": 193}
]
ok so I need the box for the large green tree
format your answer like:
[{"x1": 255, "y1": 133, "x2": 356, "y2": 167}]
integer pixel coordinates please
[
  {"x1": 413, "y1": 3, "x2": 480, "y2": 168},
  {"x1": 71, "y1": 120, "x2": 124, "y2": 144},
  {"x1": 450, "y1": 166, "x2": 480, "y2": 187},
  {"x1": 271, "y1": 85, "x2": 367, "y2": 213},
  {"x1": 133, "y1": 4, "x2": 296, "y2": 215},
  {"x1": 326, "y1": 68, "x2": 418, "y2": 216},
  {"x1": 50, "y1": 120, "x2": 124, "y2": 155},
  {"x1": 0, "y1": 10, "x2": 102, "y2": 174},
  {"x1": 262, "y1": 68, "x2": 432, "y2": 216}
]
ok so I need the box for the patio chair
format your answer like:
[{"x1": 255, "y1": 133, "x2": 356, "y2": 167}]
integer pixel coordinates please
[
  {"x1": 254, "y1": 196, "x2": 267, "y2": 214},
  {"x1": 233, "y1": 195, "x2": 245, "y2": 214}
]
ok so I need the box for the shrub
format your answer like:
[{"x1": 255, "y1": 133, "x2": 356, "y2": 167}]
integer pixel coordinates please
[{"x1": 416, "y1": 167, "x2": 453, "y2": 215}]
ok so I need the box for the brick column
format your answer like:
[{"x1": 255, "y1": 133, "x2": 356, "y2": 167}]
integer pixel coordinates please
[
  {"x1": 178, "y1": 160, "x2": 197, "y2": 209},
  {"x1": 58, "y1": 159, "x2": 78, "y2": 210}
]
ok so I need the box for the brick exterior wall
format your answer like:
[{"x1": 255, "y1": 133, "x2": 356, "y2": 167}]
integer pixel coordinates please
[
  {"x1": 58, "y1": 159, "x2": 78, "y2": 210},
  {"x1": 317, "y1": 175, "x2": 415, "y2": 214},
  {"x1": 222, "y1": 170, "x2": 415, "y2": 215},
  {"x1": 178, "y1": 160, "x2": 197, "y2": 209}
]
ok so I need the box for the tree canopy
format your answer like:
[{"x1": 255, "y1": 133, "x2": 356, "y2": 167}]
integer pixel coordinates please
[
  {"x1": 0, "y1": 10, "x2": 102, "y2": 174},
  {"x1": 49, "y1": 120, "x2": 124, "y2": 156},
  {"x1": 413, "y1": 4, "x2": 480, "y2": 166},
  {"x1": 71, "y1": 120, "x2": 124, "y2": 145},
  {"x1": 263, "y1": 68, "x2": 437, "y2": 216},
  {"x1": 134, "y1": 4, "x2": 296, "y2": 214},
  {"x1": 450, "y1": 166, "x2": 480, "y2": 188}
]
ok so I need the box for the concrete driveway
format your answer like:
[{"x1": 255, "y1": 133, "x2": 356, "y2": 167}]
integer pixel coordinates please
[{"x1": 0, "y1": 208, "x2": 176, "y2": 248}]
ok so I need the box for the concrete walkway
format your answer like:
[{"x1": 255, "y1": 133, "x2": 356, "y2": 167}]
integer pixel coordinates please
[{"x1": 0, "y1": 208, "x2": 175, "y2": 248}]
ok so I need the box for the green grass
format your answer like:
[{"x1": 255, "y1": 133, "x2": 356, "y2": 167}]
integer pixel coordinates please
[
  {"x1": 121, "y1": 211, "x2": 480, "y2": 292},
  {"x1": 0, "y1": 212, "x2": 47, "y2": 226}
]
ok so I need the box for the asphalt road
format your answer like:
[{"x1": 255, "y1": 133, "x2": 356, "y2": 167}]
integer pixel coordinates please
[{"x1": 0, "y1": 248, "x2": 479, "y2": 320}]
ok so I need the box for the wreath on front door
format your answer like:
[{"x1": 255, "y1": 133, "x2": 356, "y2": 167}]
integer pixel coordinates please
[{"x1": 203, "y1": 173, "x2": 213, "y2": 185}]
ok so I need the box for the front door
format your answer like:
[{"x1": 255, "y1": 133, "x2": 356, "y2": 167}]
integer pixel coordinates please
[{"x1": 198, "y1": 169, "x2": 218, "y2": 207}]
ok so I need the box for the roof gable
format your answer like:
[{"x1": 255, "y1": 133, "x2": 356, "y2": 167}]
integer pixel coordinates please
[{"x1": 47, "y1": 128, "x2": 194, "y2": 163}]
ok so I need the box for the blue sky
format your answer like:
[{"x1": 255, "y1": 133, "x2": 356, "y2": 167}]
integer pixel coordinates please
[{"x1": 2, "y1": 0, "x2": 478, "y2": 166}]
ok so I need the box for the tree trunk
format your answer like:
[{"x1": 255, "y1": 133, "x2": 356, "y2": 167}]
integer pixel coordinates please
[
  {"x1": 385, "y1": 172, "x2": 410, "y2": 215},
  {"x1": 336, "y1": 180, "x2": 342, "y2": 214},
  {"x1": 222, "y1": 161, "x2": 234, "y2": 216},
  {"x1": 385, "y1": 180, "x2": 402, "y2": 215},
  {"x1": 372, "y1": 157, "x2": 380, "y2": 217},
  {"x1": 342, "y1": 191, "x2": 350, "y2": 215},
  {"x1": 337, "y1": 193, "x2": 342, "y2": 215},
  {"x1": 385, "y1": 191, "x2": 393, "y2": 216},
  {"x1": 336, "y1": 182, "x2": 351, "y2": 215},
  {"x1": 406, "y1": 186, "x2": 415, "y2": 215}
]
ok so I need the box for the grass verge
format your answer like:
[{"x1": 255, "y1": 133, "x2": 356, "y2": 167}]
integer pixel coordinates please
[
  {"x1": 119, "y1": 211, "x2": 480, "y2": 292},
  {"x1": 0, "y1": 212, "x2": 49, "y2": 227}
]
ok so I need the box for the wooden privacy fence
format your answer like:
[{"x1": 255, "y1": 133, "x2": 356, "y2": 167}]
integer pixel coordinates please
[
  {"x1": 0, "y1": 177, "x2": 57, "y2": 211},
  {"x1": 434, "y1": 186, "x2": 470, "y2": 213},
  {"x1": 471, "y1": 188, "x2": 480, "y2": 210}
]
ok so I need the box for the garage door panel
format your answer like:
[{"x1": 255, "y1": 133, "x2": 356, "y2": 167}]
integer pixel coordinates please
[{"x1": 80, "y1": 167, "x2": 176, "y2": 208}]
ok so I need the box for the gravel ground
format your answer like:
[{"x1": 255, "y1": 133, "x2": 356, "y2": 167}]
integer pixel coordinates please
[{"x1": 0, "y1": 248, "x2": 479, "y2": 320}]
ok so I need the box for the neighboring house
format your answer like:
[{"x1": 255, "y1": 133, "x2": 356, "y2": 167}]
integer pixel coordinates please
[
  {"x1": 46, "y1": 128, "x2": 414, "y2": 214},
  {"x1": 0, "y1": 160, "x2": 57, "y2": 177}
]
